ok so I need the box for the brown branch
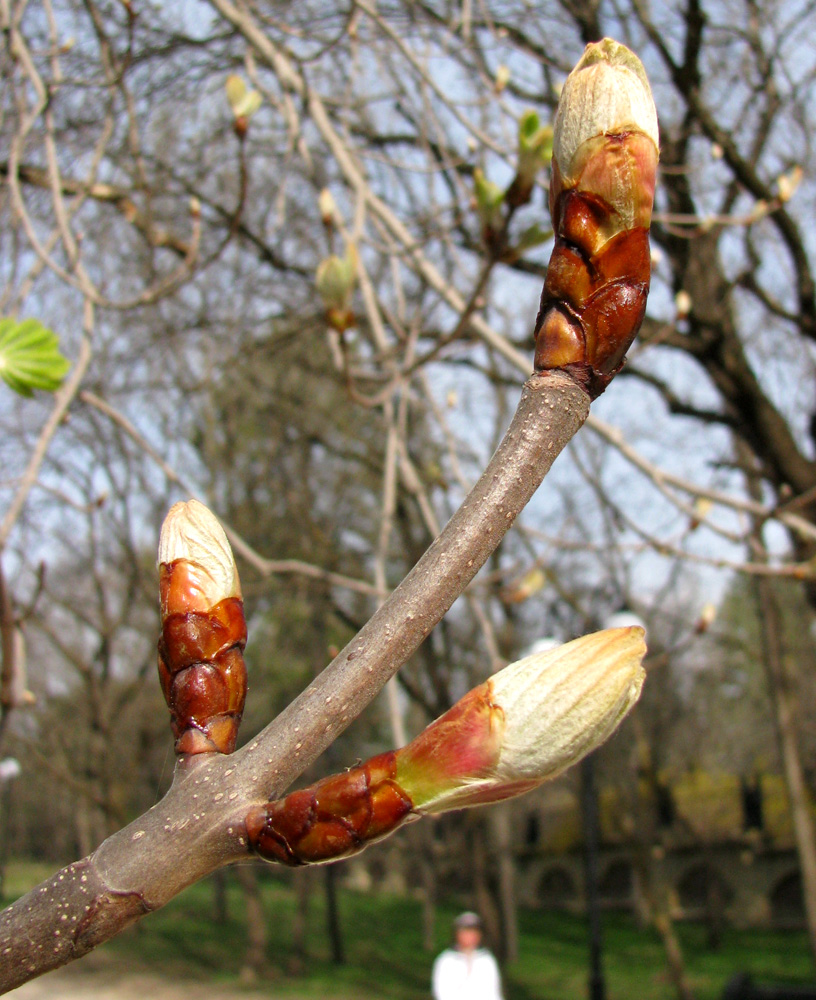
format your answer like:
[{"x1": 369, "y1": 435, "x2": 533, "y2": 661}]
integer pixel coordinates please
[
  {"x1": 586, "y1": 414, "x2": 816, "y2": 545},
  {"x1": 0, "y1": 371, "x2": 589, "y2": 993},
  {"x1": 620, "y1": 364, "x2": 736, "y2": 429}
]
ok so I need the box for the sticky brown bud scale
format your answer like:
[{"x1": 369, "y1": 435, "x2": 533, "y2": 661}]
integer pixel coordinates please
[
  {"x1": 533, "y1": 40, "x2": 658, "y2": 398},
  {"x1": 156, "y1": 500, "x2": 247, "y2": 756},
  {"x1": 246, "y1": 751, "x2": 414, "y2": 866},
  {"x1": 158, "y1": 564, "x2": 248, "y2": 755}
]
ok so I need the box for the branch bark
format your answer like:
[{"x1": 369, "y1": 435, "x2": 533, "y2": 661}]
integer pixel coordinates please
[{"x1": 0, "y1": 371, "x2": 589, "y2": 994}]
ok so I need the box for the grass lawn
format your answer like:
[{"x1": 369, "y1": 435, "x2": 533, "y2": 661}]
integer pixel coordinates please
[{"x1": 4, "y1": 859, "x2": 814, "y2": 999}]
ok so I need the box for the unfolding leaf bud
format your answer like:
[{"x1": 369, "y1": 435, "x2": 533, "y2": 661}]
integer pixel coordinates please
[
  {"x1": 316, "y1": 244, "x2": 358, "y2": 332},
  {"x1": 534, "y1": 39, "x2": 659, "y2": 397},
  {"x1": 552, "y1": 39, "x2": 658, "y2": 199},
  {"x1": 225, "y1": 75, "x2": 246, "y2": 112},
  {"x1": 694, "y1": 602, "x2": 717, "y2": 634},
  {"x1": 0, "y1": 628, "x2": 35, "y2": 709},
  {"x1": 398, "y1": 627, "x2": 645, "y2": 813},
  {"x1": 225, "y1": 75, "x2": 262, "y2": 119},
  {"x1": 473, "y1": 168, "x2": 505, "y2": 243},
  {"x1": 507, "y1": 111, "x2": 553, "y2": 208},
  {"x1": 777, "y1": 165, "x2": 802, "y2": 203},
  {"x1": 157, "y1": 500, "x2": 247, "y2": 755},
  {"x1": 225, "y1": 74, "x2": 262, "y2": 138},
  {"x1": 158, "y1": 499, "x2": 241, "y2": 613},
  {"x1": 501, "y1": 566, "x2": 546, "y2": 604},
  {"x1": 489, "y1": 628, "x2": 645, "y2": 785},
  {"x1": 689, "y1": 496, "x2": 712, "y2": 529},
  {"x1": 675, "y1": 289, "x2": 692, "y2": 320}
]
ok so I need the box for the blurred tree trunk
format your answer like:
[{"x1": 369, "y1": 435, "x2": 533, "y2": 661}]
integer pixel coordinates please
[
  {"x1": 421, "y1": 849, "x2": 436, "y2": 953},
  {"x1": 630, "y1": 713, "x2": 696, "y2": 1000},
  {"x1": 581, "y1": 753, "x2": 607, "y2": 1000},
  {"x1": 740, "y1": 437, "x2": 816, "y2": 964},
  {"x1": 470, "y1": 815, "x2": 502, "y2": 957},
  {"x1": 704, "y1": 869, "x2": 724, "y2": 951},
  {"x1": 235, "y1": 865, "x2": 267, "y2": 981},
  {"x1": 755, "y1": 575, "x2": 816, "y2": 962},
  {"x1": 0, "y1": 781, "x2": 12, "y2": 900},
  {"x1": 491, "y1": 806, "x2": 519, "y2": 963},
  {"x1": 654, "y1": 912, "x2": 696, "y2": 1000},
  {"x1": 325, "y1": 864, "x2": 345, "y2": 965},
  {"x1": 212, "y1": 869, "x2": 228, "y2": 925},
  {"x1": 290, "y1": 867, "x2": 313, "y2": 974},
  {"x1": 407, "y1": 823, "x2": 437, "y2": 952},
  {"x1": 75, "y1": 799, "x2": 96, "y2": 860}
]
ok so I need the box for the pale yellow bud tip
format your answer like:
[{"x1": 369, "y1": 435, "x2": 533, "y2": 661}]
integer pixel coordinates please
[
  {"x1": 158, "y1": 499, "x2": 240, "y2": 601},
  {"x1": 675, "y1": 290, "x2": 692, "y2": 318},
  {"x1": 318, "y1": 188, "x2": 338, "y2": 225},
  {"x1": 554, "y1": 38, "x2": 659, "y2": 176},
  {"x1": 495, "y1": 64, "x2": 511, "y2": 92},
  {"x1": 491, "y1": 627, "x2": 646, "y2": 782},
  {"x1": 395, "y1": 627, "x2": 645, "y2": 817}
]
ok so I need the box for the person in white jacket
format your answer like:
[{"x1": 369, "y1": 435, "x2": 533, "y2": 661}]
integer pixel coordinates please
[{"x1": 431, "y1": 912, "x2": 504, "y2": 1000}]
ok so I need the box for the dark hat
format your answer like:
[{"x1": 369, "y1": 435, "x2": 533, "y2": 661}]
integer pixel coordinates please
[{"x1": 454, "y1": 911, "x2": 482, "y2": 929}]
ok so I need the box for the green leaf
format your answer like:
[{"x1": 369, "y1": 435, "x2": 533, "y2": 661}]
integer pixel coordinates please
[
  {"x1": 474, "y1": 168, "x2": 504, "y2": 210},
  {"x1": 0, "y1": 317, "x2": 71, "y2": 397}
]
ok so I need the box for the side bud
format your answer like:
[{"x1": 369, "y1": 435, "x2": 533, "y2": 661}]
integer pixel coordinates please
[
  {"x1": 247, "y1": 628, "x2": 644, "y2": 865},
  {"x1": 473, "y1": 168, "x2": 506, "y2": 247},
  {"x1": 506, "y1": 111, "x2": 553, "y2": 209},
  {"x1": 534, "y1": 38, "x2": 659, "y2": 397},
  {"x1": 397, "y1": 627, "x2": 645, "y2": 811},
  {"x1": 157, "y1": 499, "x2": 247, "y2": 755}
]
